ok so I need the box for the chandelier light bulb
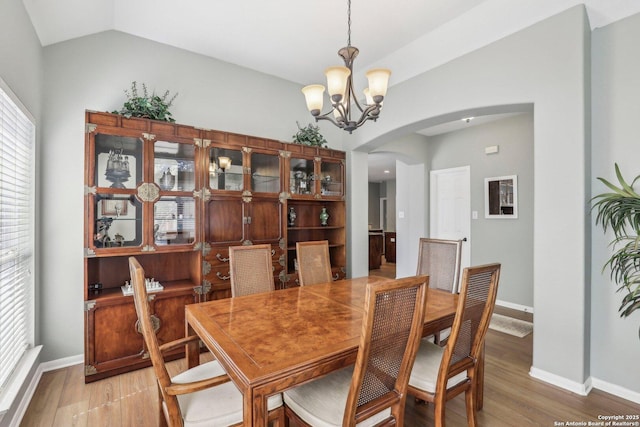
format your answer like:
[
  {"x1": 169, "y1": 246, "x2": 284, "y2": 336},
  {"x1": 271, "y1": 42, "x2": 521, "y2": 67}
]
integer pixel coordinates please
[
  {"x1": 325, "y1": 66, "x2": 351, "y2": 103},
  {"x1": 365, "y1": 68, "x2": 391, "y2": 101},
  {"x1": 302, "y1": 85, "x2": 326, "y2": 116}
]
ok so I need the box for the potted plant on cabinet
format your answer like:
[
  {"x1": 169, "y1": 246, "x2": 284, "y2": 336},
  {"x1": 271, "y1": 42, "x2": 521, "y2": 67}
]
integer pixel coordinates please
[
  {"x1": 112, "y1": 81, "x2": 178, "y2": 122},
  {"x1": 592, "y1": 163, "x2": 640, "y2": 336},
  {"x1": 292, "y1": 122, "x2": 327, "y2": 147}
]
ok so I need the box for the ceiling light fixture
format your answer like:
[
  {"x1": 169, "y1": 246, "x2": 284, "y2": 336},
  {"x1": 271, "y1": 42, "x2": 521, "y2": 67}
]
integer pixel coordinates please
[{"x1": 301, "y1": 0, "x2": 391, "y2": 134}]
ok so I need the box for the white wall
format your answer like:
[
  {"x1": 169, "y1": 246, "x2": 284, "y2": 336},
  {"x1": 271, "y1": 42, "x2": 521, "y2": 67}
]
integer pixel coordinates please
[
  {"x1": 395, "y1": 162, "x2": 426, "y2": 278},
  {"x1": 428, "y1": 113, "x2": 534, "y2": 308},
  {"x1": 346, "y1": 6, "x2": 592, "y2": 389},
  {"x1": 0, "y1": 0, "x2": 42, "y2": 118},
  {"x1": 591, "y1": 12, "x2": 640, "y2": 396}
]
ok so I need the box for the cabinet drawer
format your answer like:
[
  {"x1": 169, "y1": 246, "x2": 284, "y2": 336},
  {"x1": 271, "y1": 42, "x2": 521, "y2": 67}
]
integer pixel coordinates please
[{"x1": 206, "y1": 244, "x2": 284, "y2": 268}]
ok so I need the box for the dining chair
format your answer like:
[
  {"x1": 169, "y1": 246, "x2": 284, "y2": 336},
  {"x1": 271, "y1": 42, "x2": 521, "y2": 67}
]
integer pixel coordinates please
[
  {"x1": 228, "y1": 244, "x2": 275, "y2": 297},
  {"x1": 417, "y1": 237, "x2": 463, "y2": 345},
  {"x1": 407, "y1": 263, "x2": 501, "y2": 427},
  {"x1": 416, "y1": 238, "x2": 463, "y2": 293},
  {"x1": 295, "y1": 240, "x2": 333, "y2": 286},
  {"x1": 128, "y1": 257, "x2": 285, "y2": 427},
  {"x1": 283, "y1": 275, "x2": 429, "y2": 426}
]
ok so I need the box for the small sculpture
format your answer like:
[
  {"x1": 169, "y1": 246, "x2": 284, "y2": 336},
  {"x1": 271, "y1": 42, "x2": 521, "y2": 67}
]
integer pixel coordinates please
[
  {"x1": 94, "y1": 217, "x2": 114, "y2": 247},
  {"x1": 320, "y1": 207, "x2": 329, "y2": 226},
  {"x1": 288, "y1": 206, "x2": 297, "y2": 227}
]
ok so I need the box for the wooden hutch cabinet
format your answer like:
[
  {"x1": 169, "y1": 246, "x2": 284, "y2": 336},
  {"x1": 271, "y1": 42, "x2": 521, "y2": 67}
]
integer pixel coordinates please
[{"x1": 84, "y1": 111, "x2": 346, "y2": 381}]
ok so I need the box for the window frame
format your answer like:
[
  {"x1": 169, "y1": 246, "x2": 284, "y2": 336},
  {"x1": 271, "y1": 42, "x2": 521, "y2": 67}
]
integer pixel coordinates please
[{"x1": 0, "y1": 76, "x2": 37, "y2": 418}]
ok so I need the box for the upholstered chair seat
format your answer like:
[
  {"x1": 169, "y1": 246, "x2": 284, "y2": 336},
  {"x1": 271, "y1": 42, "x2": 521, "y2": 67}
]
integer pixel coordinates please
[
  {"x1": 408, "y1": 342, "x2": 468, "y2": 393},
  {"x1": 171, "y1": 361, "x2": 283, "y2": 427},
  {"x1": 283, "y1": 367, "x2": 391, "y2": 427}
]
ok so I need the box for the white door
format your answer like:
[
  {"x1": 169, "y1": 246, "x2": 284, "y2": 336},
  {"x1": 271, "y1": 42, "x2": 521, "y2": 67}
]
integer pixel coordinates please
[{"x1": 430, "y1": 166, "x2": 471, "y2": 270}]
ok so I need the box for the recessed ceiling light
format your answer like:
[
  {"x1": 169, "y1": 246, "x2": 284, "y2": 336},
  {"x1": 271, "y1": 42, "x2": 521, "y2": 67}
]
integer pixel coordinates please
[
  {"x1": 384, "y1": 170, "x2": 390, "y2": 174},
  {"x1": 462, "y1": 117, "x2": 474, "y2": 123}
]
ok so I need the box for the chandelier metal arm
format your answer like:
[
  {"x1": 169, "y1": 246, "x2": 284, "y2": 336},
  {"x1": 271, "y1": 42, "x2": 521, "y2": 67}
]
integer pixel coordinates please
[{"x1": 312, "y1": 102, "x2": 381, "y2": 133}]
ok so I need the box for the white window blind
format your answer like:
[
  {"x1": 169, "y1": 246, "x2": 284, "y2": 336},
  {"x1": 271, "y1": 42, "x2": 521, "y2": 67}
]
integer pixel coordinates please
[{"x1": 0, "y1": 81, "x2": 35, "y2": 395}]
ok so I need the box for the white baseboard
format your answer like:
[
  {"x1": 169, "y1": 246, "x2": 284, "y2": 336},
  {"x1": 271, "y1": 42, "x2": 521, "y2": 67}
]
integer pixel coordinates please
[
  {"x1": 591, "y1": 377, "x2": 640, "y2": 404},
  {"x1": 530, "y1": 367, "x2": 640, "y2": 404},
  {"x1": 529, "y1": 367, "x2": 592, "y2": 396},
  {"x1": 39, "y1": 354, "x2": 83, "y2": 372},
  {"x1": 496, "y1": 299, "x2": 534, "y2": 314},
  {"x1": 8, "y1": 354, "x2": 83, "y2": 427}
]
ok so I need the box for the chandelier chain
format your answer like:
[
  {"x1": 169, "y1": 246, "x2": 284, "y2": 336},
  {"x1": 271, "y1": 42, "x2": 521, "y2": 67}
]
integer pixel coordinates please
[{"x1": 347, "y1": 0, "x2": 351, "y2": 47}]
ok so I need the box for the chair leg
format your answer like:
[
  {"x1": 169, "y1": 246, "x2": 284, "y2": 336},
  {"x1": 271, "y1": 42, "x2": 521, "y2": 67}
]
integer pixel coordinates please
[
  {"x1": 465, "y1": 386, "x2": 477, "y2": 427},
  {"x1": 157, "y1": 385, "x2": 168, "y2": 427},
  {"x1": 272, "y1": 406, "x2": 286, "y2": 427},
  {"x1": 434, "y1": 395, "x2": 446, "y2": 427},
  {"x1": 391, "y1": 400, "x2": 406, "y2": 426}
]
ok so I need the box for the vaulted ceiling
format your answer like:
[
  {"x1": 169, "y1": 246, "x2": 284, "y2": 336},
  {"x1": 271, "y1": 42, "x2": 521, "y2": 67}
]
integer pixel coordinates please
[
  {"x1": 22, "y1": 0, "x2": 640, "y2": 181},
  {"x1": 23, "y1": 0, "x2": 639, "y2": 87}
]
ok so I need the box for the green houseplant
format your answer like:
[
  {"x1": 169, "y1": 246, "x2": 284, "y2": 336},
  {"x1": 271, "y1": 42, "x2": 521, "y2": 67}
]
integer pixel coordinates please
[
  {"x1": 592, "y1": 163, "x2": 640, "y2": 332},
  {"x1": 112, "y1": 81, "x2": 178, "y2": 122},
  {"x1": 292, "y1": 122, "x2": 327, "y2": 147}
]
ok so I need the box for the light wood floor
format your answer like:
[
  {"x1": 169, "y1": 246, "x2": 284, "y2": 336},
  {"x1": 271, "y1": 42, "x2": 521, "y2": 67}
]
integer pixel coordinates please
[{"x1": 21, "y1": 262, "x2": 640, "y2": 426}]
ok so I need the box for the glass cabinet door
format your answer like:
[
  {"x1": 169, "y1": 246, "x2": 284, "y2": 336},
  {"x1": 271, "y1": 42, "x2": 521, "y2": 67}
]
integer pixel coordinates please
[
  {"x1": 288, "y1": 157, "x2": 315, "y2": 196},
  {"x1": 152, "y1": 140, "x2": 197, "y2": 248},
  {"x1": 90, "y1": 133, "x2": 144, "y2": 252},
  {"x1": 93, "y1": 194, "x2": 142, "y2": 248},
  {"x1": 208, "y1": 147, "x2": 244, "y2": 191},
  {"x1": 319, "y1": 159, "x2": 344, "y2": 197},
  {"x1": 94, "y1": 134, "x2": 143, "y2": 189},
  {"x1": 250, "y1": 152, "x2": 280, "y2": 194},
  {"x1": 153, "y1": 140, "x2": 196, "y2": 192},
  {"x1": 153, "y1": 196, "x2": 196, "y2": 246}
]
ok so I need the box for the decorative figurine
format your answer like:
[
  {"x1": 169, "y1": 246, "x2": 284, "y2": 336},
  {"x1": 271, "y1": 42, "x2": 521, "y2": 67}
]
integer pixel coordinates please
[
  {"x1": 288, "y1": 206, "x2": 297, "y2": 227},
  {"x1": 320, "y1": 206, "x2": 329, "y2": 226}
]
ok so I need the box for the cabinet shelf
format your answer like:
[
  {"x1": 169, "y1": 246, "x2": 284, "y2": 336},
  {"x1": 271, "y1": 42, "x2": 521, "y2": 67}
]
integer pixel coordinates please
[
  {"x1": 287, "y1": 243, "x2": 344, "y2": 251},
  {"x1": 288, "y1": 226, "x2": 343, "y2": 231},
  {"x1": 87, "y1": 279, "x2": 197, "y2": 302}
]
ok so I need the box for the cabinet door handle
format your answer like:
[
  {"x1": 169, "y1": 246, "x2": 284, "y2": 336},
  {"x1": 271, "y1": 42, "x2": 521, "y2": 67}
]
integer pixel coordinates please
[
  {"x1": 135, "y1": 315, "x2": 161, "y2": 335},
  {"x1": 216, "y1": 253, "x2": 229, "y2": 263},
  {"x1": 216, "y1": 272, "x2": 230, "y2": 281}
]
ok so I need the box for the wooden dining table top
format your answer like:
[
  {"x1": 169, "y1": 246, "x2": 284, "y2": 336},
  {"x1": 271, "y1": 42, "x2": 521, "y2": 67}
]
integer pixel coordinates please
[{"x1": 185, "y1": 275, "x2": 458, "y2": 426}]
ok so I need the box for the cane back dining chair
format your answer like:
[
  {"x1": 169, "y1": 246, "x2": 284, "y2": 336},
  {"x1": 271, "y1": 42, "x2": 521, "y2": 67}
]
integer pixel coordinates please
[
  {"x1": 283, "y1": 275, "x2": 429, "y2": 427},
  {"x1": 128, "y1": 257, "x2": 285, "y2": 427},
  {"x1": 295, "y1": 240, "x2": 333, "y2": 286},
  {"x1": 228, "y1": 244, "x2": 275, "y2": 297},
  {"x1": 417, "y1": 238, "x2": 463, "y2": 345},
  {"x1": 407, "y1": 263, "x2": 501, "y2": 427},
  {"x1": 416, "y1": 238, "x2": 463, "y2": 293}
]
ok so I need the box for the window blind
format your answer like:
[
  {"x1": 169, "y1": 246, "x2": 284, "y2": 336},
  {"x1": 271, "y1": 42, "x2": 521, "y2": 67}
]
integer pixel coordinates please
[{"x1": 0, "y1": 82, "x2": 35, "y2": 395}]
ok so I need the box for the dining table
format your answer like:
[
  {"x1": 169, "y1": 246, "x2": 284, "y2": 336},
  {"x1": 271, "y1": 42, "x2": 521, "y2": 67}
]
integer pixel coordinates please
[{"x1": 185, "y1": 275, "x2": 463, "y2": 427}]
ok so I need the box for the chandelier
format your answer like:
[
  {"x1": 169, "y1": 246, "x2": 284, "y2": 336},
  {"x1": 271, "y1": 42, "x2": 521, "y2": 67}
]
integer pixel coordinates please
[{"x1": 301, "y1": 0, "x2": 391, "y2": 134}]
